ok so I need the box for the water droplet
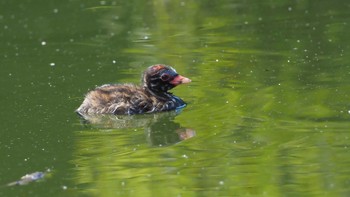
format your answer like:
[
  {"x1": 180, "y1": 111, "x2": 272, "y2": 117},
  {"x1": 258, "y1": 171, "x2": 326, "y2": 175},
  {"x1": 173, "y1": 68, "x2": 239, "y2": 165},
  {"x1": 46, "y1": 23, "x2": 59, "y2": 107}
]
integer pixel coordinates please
[
  {"x1": 50, "y1": 63, "x2": 55, "y2": 67},
  {"x1": 62, "y1": 186, "x2": 67, "y2": 190},
  {"x1": 41, "y1": 41, "x2": 46, "y2": 46}
]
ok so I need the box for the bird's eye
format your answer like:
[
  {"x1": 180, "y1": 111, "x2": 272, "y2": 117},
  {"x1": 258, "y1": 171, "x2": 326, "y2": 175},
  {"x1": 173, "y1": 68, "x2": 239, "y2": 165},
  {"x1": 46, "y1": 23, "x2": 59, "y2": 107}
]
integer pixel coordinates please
[{"x1": 160, "y1": 73, "x2": 171, "y2": 81}]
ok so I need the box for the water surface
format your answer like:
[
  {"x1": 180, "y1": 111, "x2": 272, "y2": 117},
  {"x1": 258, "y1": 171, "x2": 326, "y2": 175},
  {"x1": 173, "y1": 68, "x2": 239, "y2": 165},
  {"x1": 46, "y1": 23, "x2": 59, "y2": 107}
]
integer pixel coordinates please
[{"x1": 1, "y1": 0, "x2": 350, "y2": 196}]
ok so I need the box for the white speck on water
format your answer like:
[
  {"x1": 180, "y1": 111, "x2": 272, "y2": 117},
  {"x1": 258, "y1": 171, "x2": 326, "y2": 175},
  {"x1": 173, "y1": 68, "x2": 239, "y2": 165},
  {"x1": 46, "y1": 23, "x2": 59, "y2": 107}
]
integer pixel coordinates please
[
  {"x1": 62, "y1": 186, "x2": 67, "y2": 190},
  {"x1": 287, "y1": 59, "x2": 290, "y2": 62},
  {"x1": 182, "y1": 154, "x2": 188, "y2": 159},
  {"x1": 297, "y1": 40, "x2": 300, "y2": 43},
  {"x1": 112, "y1": 60, "x2": 116, "y2": 64},
  {"x1": 219, "y1": 181, "x2": 224, "y2": 185},
  {"x1": 215, "y1": 59, "x2": 219, "y2": 62},
  {"x1": 244, "y1": 21, "x2": 249, "y2": 25},
  {"x1": 258, "y1": 17, "x2": 262, "y2": 21},
  {"x1": 180, "y1": 2, "x2": 185, "y2": 6},
  {"x1": 41, "y1": 41, "x2": 46, "y2": 46},
  {"x1": 53, "y1": 8, "x2": 58, "y2": 13},
  {"x1": 144, "y1": 35, "x2": 149, "y2": 39},
  {"x1": 50, "y1": 63, "x2": 55, "y2": 66},
  {"x1": 348, "y1": 110, "x2": 350, "y2": 114},
  {"x1": 288, "y1": 7, "x2": 292, "y2": 11},
  {"x1": 226, "y1": 101, "x2": 229, "y2": 104},
  {"x1": 121, "y1": 181, "x2": 125, "y2": 186}
]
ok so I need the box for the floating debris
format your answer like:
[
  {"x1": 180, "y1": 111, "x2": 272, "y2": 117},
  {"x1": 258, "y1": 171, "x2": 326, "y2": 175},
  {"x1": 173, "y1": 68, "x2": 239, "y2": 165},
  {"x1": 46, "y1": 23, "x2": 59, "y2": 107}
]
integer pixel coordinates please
[{"x1": 7, "y1": 169, "x2": 51, "y2": 186}]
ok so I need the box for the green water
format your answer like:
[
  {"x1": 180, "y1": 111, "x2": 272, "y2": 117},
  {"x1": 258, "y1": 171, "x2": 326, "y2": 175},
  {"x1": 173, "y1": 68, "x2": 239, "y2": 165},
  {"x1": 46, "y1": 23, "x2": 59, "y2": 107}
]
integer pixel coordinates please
[{"x1": 1, "y1": 0, "x2": 350, "y2": 196}]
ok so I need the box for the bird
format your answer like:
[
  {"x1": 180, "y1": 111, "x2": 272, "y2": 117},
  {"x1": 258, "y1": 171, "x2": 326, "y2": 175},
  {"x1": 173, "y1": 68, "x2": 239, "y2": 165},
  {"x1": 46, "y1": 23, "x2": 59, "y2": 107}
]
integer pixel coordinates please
[{"x1": 76, "y1": 64, "x2": 191, "y2": 116}]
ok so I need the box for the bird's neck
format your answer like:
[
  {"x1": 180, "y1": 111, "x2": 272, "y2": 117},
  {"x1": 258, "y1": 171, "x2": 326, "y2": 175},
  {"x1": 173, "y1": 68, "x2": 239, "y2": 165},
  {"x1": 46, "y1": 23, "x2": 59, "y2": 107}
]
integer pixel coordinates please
[{"x1": 143, "y1": 86, "x2": 173, "y2": 101}]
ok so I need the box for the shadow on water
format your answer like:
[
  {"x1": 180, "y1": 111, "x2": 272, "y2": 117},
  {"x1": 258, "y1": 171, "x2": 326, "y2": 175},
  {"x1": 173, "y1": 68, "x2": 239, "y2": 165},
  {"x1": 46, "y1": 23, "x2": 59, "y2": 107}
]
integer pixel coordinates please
[{"x1": 77, "y1": 111, "x2": 195, "y2": 147}]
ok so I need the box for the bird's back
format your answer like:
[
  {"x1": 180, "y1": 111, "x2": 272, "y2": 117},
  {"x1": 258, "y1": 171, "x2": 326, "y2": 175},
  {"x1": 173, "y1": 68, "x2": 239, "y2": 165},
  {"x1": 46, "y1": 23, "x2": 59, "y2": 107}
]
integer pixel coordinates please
[
  {"x1": 76, "y1": 84, "x2": 186, "y2": 115},
  {"x1": 77, "y1": 84, "x2": 150, "y2": 115}
]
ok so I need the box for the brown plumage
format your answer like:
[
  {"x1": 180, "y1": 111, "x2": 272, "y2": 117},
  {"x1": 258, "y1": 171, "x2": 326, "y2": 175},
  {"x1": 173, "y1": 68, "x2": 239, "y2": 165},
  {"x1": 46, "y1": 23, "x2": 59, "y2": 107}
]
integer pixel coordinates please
[{"x1": 76, "y1": 64, "x2": 191, "y2": 116}]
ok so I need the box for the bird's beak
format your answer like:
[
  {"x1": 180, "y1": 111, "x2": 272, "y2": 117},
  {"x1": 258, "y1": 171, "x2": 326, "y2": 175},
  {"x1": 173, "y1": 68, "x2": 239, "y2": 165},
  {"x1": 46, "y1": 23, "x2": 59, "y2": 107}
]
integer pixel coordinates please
[{"x1": 169, "y1": 75, "x2": 191, "y2": 85}]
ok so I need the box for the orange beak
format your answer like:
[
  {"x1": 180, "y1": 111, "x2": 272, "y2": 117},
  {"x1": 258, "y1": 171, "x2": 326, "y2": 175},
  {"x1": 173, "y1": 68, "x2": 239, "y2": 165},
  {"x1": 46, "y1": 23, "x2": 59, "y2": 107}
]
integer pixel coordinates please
[{"x1": 169, "y1": 75, "x2": 191, "y2": 85}]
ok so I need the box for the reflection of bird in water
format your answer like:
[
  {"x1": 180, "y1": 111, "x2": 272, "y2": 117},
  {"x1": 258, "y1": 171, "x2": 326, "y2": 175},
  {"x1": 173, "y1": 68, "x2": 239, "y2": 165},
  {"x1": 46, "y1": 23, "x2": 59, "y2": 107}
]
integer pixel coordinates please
[
  {"x1": 145, "y1": 113, "x2": 196, "y2": 146},
  {"x1": 76, "y1": 64, "x2": 191, "y2": 116},
  {"x1": 78, "y1": 111, "x2": 195, "y2": 147}
]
